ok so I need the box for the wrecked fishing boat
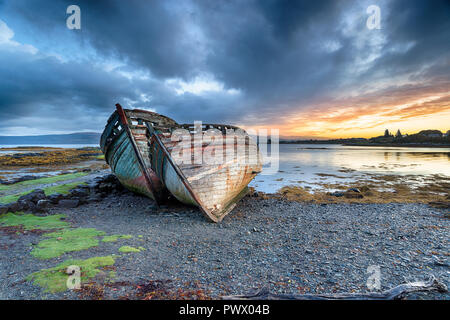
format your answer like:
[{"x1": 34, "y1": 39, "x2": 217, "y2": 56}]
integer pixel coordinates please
[
  {"x1": 100, "y1": 104, "x2": 262, "y2": 222},
  {"x1": 100, "y1": 105, "x2": 175, "y2": 203}
]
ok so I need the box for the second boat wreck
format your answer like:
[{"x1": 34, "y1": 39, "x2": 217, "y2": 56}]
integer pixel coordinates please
[{"x1": 100, "y1": 104, "x2": 262, "y2": 222}]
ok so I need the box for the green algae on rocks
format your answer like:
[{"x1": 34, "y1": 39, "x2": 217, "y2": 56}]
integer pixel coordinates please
[
  {"x1": 27, "y1": 256, "x2": 116, "y2": 293},
  {"x1": 31, "y1": 228, "x2": 106, "y2": 259},
  {"x1": 0, "y1": 190, "x2": 34, "y2": 204},
  {"x1": 0, "y1": 172, "x2": 88, "y2": 191},
  {"x1": 0, "y1": 181, "x2": 87, "y2": 204},
  {"x1": 101, "y1": 234, "x2": 133, "y2": 243},
  {"x1": 118, "y1": 245, "x2": 145, "y2": 253},
  {"x1": 0, "y1": 212, "x2": 68, "y2": 230},
  {"x1": 43, "y1": 182, "x2": 87, "y2": 196}
]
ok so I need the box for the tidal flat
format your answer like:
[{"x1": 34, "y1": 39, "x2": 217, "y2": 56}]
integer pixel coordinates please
[{"x1": 0, "y1": 146, "x2": 448, "y2": 299}]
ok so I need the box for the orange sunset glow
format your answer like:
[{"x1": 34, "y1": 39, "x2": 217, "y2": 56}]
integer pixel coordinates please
[{"x1": 242, "y1": 89, "x2": 450, "y2": 139}]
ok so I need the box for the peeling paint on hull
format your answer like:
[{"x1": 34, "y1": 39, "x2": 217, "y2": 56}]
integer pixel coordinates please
[{"x1": 101, "y1": 105, "x2": 262, "y2": 222}]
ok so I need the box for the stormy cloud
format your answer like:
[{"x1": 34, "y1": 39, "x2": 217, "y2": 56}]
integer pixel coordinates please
[{"x1": 0, "y1": 0, "x2": 448, "y2": 136}]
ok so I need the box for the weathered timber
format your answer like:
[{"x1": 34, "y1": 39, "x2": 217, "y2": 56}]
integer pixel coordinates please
[
  {"x1": 147, "y1": 120, "x2": 262, "y2": 222},
  {"x1": 115, "y1": 104, "x2": 160, "y2": 204},
  {"x1": 101, "y1": 103, "x2": 263, "y2": 222},
  {"x1": 221, "y1": 275, "x2": 447, "y2": 300},
  {"x1": 146, "y1": 121, "x2": 216, "y2": 221}
]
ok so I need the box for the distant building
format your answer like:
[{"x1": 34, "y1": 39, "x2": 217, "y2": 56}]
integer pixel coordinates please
[
  {"x1": 445, "y1": 130, "x2": 450, "y2": 137},
  {"x1": 417, "y1": 130, "x2": 442, "y2": 138}
]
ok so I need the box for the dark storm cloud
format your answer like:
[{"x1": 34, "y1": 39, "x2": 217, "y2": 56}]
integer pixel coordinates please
[{"x1": 0, "y1": 0, "x2": 448, "y2": 134}]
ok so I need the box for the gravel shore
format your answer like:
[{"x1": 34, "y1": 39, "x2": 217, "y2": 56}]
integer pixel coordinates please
[{"x1": 0, "y1": 191, "x2": 448, "y2": 300}]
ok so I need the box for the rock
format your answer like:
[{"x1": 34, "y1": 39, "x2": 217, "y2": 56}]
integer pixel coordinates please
[
  {"x1": 58, "y1": 199, "x2": 80, "y2": 208},
  {"x1": 103, "y1": 174, "x2": 118, "y2": 183},
  {"x1": 98, "y1": 182, "x2": 113, "y2": 191},
  {"x1": 87, "y1": 195, "x2": 103, "y2": 203},
  {"x1": 18, "y1": 200, "x2": 37, "y2": 212},
  {"x1": 1, "y1": 175, "x2": 39, "y2": 185},
  {"x1": 47, "y1": 193, "x2": 64, "y2": 204},
  {"x1": 17, "y1": 189, "x2": 46, "y2": 204},
  {"x1": 0, "y1": 204, "x2": 8, "y2": 214},
  {"x1": 344, "y1": 190, "x2": 364, "y2": 199},
  {"x1": 328, "y1": 191, "x2": 344, "y2": 197},
  {"x1": 347, "y1": 188, "x2": 361, "y2": 193},
  {"x1": 359, "y1": 186, "x2": 370, "y2": 193},
  {"x1": 36, "y1": 200, "x2": 51, "y2": 211},
  {"x1": 7, "y1": 202, "x2": 22, "y2": 212},
  {"x1": 69, "y1": 188, "x2": 90, "y2": 198}
]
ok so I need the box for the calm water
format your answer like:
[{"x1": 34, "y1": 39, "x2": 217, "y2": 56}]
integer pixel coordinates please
[
  {"x1": 1, "y1": 143, "x2": 449, "y2": 193},
  {"x1": 250, "y1": 144, "x2": 450, "y2": 193},
  {"x1": 0, "y1": 144, "x2": 99, "y2": 154}
]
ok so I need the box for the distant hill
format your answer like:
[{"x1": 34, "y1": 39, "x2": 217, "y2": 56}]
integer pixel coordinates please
[{"x1": 0, "y1": 132, "x2": 101, "y2": 145}]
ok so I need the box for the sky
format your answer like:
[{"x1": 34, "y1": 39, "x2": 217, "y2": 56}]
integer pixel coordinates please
[{"x1": 0, "y1": 0, "x2": 449, "y2": 138}]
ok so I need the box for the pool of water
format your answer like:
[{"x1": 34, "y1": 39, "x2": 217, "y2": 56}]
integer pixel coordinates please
[{"x1": 250, "y1": 144, "x2": 450, "y2": 193}]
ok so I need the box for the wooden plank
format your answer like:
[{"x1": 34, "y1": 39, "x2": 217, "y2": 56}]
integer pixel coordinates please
[
  {"x1": 116, "y1": 103, "x2": 160, "y2": 206},
  {"x1": 146, "y1": 121, "x2": 219, "y2": 222}
]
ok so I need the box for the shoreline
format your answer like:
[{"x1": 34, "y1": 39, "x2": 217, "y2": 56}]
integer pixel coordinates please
[
  {"x1": 278, "y1": 141, "x2": 450, "y2": 148},
  {"x1": 343, "y1": 143, "x2": 450, "y2": 148},
  {"x1": 0, "y1": 171, "x2": 449, "y2": 300}
]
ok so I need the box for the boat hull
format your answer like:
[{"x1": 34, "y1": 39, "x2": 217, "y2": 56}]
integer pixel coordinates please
[
  {"x1": 101, "y1": 105, "x2": 262, "y2": 222},
  {"x1": 100, "y1": 106, "x2": 175, "y2": 202},
  {"x1": 149, "y1": 127, "x2": 262, "y2": 222},
  {"x1": 105, "y1": 130, "x2": 162, "y2": 200}
]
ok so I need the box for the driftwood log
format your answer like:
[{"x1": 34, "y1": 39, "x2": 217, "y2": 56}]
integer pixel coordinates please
[{"x1": 222, "y1": 275, "x2": 447, "y2": 300}]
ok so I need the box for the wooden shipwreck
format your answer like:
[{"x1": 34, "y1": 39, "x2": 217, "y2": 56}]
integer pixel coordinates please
[{"x1": 100, "y1": 104, "x2": 262, "y2": 222}]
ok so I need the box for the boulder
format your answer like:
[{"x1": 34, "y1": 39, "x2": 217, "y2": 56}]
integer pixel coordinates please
[
  {"x1": 328, "y1": 191, "x2": 345, "y2": 197},
  {"x1": 58, "y1": 199, "x2": 80, "y2": 208},
  {"x1": 0, "y1": 204, "x2": 8, "y2": 214},
  {"x1": 69, "y1": 188, "x2": 90, "y2": 198},
  {"x1": 36, "y1": 199, "x2": 52, "y2": 211},
  {"x1": 344, "y1": 190, "x2": 364, "y2": 199},
  {"x1": 7, "y1": 202, "x2": 22, "y2": 212},
  {"x1": 18, "y1": 200, "x2": 36, "y2": 212},
  {"x1": 47, "y1": 193, "x2": 64, "y2": 204},
  {"x1": 17, "y1": 189, "x2": 46, "y2": 204}
]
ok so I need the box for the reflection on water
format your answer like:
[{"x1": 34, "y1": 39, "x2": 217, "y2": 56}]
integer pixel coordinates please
[
  {"x1": 0, "y1": 144, "x2": 99, "y2": 155},
  {"x1": 251, "y1": 144, "x2": 450, "y2": 193}
]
